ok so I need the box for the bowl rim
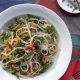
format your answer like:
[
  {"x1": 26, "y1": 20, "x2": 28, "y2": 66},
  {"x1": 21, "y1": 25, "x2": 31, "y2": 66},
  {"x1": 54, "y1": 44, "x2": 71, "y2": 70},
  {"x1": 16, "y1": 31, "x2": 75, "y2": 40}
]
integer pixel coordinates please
[{"x1": 0, "y1": 4, "x2": 72, "y2": 80}]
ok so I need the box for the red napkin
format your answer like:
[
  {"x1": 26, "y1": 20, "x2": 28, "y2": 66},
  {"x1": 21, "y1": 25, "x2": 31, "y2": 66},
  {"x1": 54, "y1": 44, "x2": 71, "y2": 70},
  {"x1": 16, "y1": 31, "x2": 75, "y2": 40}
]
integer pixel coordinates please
[
  {"x1": 39, "y1": 0, "x2": 62, "y2": 15},
  {"x1": 60, "y1": 60, "x2": 80, "y2": 80}
]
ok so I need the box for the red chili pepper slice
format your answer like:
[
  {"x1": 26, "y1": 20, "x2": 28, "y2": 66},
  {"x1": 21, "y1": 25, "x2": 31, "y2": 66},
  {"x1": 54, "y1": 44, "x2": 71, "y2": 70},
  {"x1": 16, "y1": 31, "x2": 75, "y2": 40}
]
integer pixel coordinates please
[{"x1": 25, "y1": 44, "x2": 34, "y2": 50}]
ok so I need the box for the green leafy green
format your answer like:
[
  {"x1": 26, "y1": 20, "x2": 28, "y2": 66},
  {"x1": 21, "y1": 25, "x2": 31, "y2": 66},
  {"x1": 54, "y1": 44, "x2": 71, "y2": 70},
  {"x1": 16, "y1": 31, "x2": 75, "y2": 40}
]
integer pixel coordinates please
[
  {"x1": 0, "y1": 31, "x2": 10, "y2": 39},
  {"x1": 16, "y1": 41, "x2": 25, "y2": 47},
  {"x1": 27, "y1": 14, "x2": 40, "y2": 20},
  {"x1": 33, "y1": 39, "x2": 41, "y2": 49},
  {"x1": 40, "y1": 61, "x2": 53, "y2": 73},
  {"x1": 15, "y1": 71, "x2": 21, "y2": 78},
  {"x1": 42, "y1": 24, "x2": 54, "y2": 33}
]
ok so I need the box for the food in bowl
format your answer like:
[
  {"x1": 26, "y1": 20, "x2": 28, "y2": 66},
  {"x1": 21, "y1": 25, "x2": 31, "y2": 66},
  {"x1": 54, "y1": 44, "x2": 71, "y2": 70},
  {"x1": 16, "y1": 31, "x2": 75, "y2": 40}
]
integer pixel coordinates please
[{"x1": 0, "y1": 14, "x2": 58, "y2": 78}]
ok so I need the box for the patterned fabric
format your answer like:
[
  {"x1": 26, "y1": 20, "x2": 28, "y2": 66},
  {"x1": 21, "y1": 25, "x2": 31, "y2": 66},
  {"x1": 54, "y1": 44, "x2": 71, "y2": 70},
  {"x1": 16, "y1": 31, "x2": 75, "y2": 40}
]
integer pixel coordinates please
[{"x1": 0, "y1": 0, "x2": 80, "y2": 80}]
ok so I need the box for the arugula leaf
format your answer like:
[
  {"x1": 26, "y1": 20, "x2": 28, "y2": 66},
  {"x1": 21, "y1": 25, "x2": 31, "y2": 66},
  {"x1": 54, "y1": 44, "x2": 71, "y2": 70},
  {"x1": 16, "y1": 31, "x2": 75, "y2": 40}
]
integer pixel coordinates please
[
  {"x1": 15, "y1": 71, "x2": 21, "y2": 78},
  {"x1": 40, "y1": 61, "x2": 53, "y2": 73},
  {"x1": 27, "y1": 14, "x2": 40, "y2": 20},
  {"x1": 42, "y1": 24, "x2": 54, "y2": 33},
  {"x1": 33, "y1": 39, "x2": 41, "y2": 49},
  {"x1": 16, "y1": 41, "x2": 25, "y2": 47}
]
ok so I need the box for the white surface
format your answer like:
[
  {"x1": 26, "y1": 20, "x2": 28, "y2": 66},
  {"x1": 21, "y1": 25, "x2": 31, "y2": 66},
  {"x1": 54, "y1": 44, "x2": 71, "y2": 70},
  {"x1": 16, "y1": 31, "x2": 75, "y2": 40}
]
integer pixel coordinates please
[
  {"x1": 0, "y1": 4, "x2": 72, "y2": 80},
  {"x1": 57, "y1": 0, "x2": 80, "y2": 13}
]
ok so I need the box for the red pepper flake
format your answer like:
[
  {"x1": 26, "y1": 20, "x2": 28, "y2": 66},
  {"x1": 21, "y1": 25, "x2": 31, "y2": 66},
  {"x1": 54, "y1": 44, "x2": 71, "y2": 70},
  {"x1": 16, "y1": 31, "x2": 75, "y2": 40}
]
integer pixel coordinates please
[
  {"x1": 25, "y1": 44, "x2": 34, "y2": 50},
  {"x1": 42, "y1": 56, "x2": 47, "y2": 64}
]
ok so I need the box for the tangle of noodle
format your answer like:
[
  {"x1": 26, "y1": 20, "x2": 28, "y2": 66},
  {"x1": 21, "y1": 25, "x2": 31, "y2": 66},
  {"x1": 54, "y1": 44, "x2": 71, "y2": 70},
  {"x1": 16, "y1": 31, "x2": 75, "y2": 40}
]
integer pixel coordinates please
[{"x1": 0, "y1": 14, "x2": 58, "y2": 78}]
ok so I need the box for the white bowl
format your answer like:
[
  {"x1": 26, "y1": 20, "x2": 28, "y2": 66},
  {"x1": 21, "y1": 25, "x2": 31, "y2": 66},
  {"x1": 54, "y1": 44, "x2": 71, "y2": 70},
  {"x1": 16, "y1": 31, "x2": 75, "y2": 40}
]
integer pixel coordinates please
[{"x1": 0, "y1": 4, "x2": 72, "y2": 80}]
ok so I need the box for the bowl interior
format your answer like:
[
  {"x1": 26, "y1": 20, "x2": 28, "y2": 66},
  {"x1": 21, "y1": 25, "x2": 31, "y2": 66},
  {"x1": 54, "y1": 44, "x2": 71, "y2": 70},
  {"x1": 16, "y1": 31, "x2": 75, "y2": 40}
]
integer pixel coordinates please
[{"x1": 1, "y1": 13, "x2": 60, "y2": 79}]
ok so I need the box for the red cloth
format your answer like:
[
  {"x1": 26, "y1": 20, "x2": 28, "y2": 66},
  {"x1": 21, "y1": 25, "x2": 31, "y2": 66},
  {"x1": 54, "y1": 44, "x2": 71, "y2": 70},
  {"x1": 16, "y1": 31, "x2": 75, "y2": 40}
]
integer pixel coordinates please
[
  {"x1": 39, "y1": 0, "x2": 62, "y2": 15},
  {"x1": 60, "y1": 61, "x2": 80, "y2": 80},
  {"x1": 72, "y1": 48, "x2": 80, "y2": 58}
]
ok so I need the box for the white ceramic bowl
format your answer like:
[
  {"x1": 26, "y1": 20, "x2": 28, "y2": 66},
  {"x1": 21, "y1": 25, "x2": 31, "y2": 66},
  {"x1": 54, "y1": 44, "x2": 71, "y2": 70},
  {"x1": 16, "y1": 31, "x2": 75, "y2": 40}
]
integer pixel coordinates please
[{"x1": 0, "y1": 4, "x2": 72, "y2": 80}]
